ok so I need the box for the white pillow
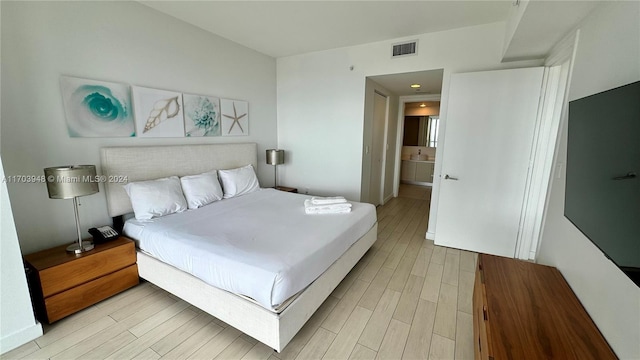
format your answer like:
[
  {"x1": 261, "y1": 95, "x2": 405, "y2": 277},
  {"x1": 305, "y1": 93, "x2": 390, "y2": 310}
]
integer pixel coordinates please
[
  {"x1": 218, "y1": 164, "x2": 260, "y2": 198},
  {"x1": 124, "y1": 176, "x2": 187, "y2": 220},
  {"x1": 180, "y1": 171, "x2": 223, "y2": 209}
]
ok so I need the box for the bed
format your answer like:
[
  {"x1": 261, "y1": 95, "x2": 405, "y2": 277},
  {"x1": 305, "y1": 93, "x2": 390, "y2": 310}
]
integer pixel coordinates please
[{"x1": 100, "y1": 143, "x2": 378, "y2": 352}]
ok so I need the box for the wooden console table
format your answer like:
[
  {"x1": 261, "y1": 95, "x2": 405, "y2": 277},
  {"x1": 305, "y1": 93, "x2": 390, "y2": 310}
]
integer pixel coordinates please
[{"x1": 473, "y1": 253, "x2": 616, "y2": 359}]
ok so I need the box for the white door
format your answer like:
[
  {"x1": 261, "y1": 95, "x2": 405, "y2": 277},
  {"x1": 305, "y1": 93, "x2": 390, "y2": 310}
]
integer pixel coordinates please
[
  {"x1": 369, "y1": 92, "x2": 387, "y2": 206},
  {"x1": 435, "y1": 67, "x2": 544, "y2": 257}
]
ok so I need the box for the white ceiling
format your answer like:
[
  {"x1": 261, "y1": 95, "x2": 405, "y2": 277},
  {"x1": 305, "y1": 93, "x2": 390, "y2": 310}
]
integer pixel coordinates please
[
  {"x1": 503, "y1": 1, "x2": 602, "y2": 61},
  {"x1": 140, "y1": 1, "x2": 512, "y2": 58},
  {"x1": 139, "y1": 1, "x2": 602, "y2": 96}
]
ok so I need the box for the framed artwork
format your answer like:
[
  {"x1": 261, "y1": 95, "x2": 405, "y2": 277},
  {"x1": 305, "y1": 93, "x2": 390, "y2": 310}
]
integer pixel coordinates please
[
  {"x1": 132, "y1": 86, "x2": 184, "y2": 137},
  {"x1": 183, "y1": 94, "x2": 221, "y2": 137},
  {"x1": 60, "y1": 76, "x2": 135, "y2": 137},
  {"x1": 221, "y1": 99, "x2": 249, "y2": 136}
]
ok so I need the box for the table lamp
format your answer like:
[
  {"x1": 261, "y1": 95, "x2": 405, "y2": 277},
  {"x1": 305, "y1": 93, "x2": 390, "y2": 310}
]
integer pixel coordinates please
[
  {"x1": 44, "y1": 165, "x2": 99, "y2": 254},
  {"x1": 266, "y1": 149, "x2": 284, "y2": 188}
]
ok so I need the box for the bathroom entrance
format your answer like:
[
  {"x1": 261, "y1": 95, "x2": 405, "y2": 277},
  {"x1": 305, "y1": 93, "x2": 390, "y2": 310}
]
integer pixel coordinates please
[{"x1": 400, "y1": 101, "x2": 439, "y2": 187}]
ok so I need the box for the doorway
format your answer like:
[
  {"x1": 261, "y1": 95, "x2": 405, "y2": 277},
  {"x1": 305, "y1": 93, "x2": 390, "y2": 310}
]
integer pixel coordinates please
[{"x1": 362, "y1": 69, "x2": 445, "y2": 205}]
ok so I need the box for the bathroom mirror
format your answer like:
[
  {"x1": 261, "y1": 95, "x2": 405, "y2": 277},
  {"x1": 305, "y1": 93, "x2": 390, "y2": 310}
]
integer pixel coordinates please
[{"x1": 403, "y1": 116, "x2": 439, "y2": 147}]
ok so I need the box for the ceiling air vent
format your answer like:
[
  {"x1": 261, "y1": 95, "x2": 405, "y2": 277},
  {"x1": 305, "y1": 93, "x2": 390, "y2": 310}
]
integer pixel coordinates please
[{"x1": 392, "y1": 40, "x2": 418, "y2": 57}]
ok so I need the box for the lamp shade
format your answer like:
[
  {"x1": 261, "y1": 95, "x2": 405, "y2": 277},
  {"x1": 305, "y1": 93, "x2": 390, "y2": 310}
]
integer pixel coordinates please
[
  {"x1": 44, "y1": 165, "x2": 99, "y2": 199},
  {"x1": 266, "y1": 149, "x2": 284, "y2": 166}
]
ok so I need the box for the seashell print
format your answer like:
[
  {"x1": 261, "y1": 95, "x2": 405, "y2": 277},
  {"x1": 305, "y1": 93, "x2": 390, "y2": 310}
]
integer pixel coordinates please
[
  {"x1": 143, "y1": 96, "x2": 180, "y2": 133},
  {"x1": 183, "y1": 94, "x2": 221, "y2": 137},
  {"x1": 60, "y1": 76, "x2": 135, "y2": 137}
]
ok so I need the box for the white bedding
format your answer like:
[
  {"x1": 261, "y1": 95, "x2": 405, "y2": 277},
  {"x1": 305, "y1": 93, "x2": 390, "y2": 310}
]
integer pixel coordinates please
[{"x1": 124, "y1": 188, "x2": 376, "y2": 311}]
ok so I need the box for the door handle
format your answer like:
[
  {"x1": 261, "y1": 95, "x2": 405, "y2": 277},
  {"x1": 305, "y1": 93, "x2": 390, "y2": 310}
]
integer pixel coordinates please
[{"x1": 444, "y1": 174, "x2": 459, "y2": 181}]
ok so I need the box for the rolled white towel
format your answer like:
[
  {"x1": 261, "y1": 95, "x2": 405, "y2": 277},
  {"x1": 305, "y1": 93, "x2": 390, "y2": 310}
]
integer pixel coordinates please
[{"x1": 311, "y1": 196, "x2": 347, "y2": 205}]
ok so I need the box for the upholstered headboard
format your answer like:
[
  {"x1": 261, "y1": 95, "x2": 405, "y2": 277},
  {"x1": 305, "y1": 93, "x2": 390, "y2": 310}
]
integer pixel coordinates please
[{"x1": 100, "y1": 143, "x2": 258, "y2": 217}]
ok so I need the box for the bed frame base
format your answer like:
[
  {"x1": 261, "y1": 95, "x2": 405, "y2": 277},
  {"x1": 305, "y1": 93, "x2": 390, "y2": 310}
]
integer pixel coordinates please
[{"x1": 136, "y1": 223, "x2": 377, "y2": 352}]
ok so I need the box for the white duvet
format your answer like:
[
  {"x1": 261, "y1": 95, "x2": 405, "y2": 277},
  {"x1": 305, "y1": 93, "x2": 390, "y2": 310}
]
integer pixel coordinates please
[{"x1": 124, "y1": 188, "x2": 377, "y2": 311}]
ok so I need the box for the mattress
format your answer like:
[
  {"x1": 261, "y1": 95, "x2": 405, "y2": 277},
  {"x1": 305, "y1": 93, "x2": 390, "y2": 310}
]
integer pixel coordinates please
[{"x1": 124, "y1": 188, "x2": 377, "y2": 311}]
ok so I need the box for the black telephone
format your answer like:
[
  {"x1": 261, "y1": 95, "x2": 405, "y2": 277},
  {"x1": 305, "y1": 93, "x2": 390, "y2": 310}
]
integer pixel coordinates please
[{"x1": 89, "y1": 225, "x2": 120, "y2": 244}]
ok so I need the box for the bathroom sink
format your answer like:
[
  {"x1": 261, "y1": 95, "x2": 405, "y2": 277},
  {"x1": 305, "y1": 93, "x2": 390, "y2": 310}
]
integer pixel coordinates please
[{"x1": 410, "y1": 154, "x2": 429, "y2": 161}]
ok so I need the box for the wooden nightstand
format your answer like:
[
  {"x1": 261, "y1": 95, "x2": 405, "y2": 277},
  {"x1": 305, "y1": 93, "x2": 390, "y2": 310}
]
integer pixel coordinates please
[
  {"x1": 275, "y1": 186, "x2": 298, "y2": 193},
  {"x1": 24, "y1": 237, "x2": 139, "y2": 323}
]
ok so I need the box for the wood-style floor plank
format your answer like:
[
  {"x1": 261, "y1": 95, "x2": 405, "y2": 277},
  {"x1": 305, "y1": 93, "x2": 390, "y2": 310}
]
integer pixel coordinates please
[
  {"x1": 442, "y1": 251, "x2": 460, "y2": 286},
  {"x1": 457, "y1": 270, "x2": 475, "y2": 314},
  {"x1": 29, "y1": 316, "x2": 116, "y2": 359},
  {"x1": 241, "y1": 342, "x2": 274, "y2": 360},
  {"x1": 109, "y1": 308, "x2": 198, "y2": 359},
  {"x1": 420, "y1": 262, "x2": 444, "y2": 304},
  {"x1": 1, "y1": 339, "x2": 40, "y2": 359},
  {"x1": 294, "y1": 328, "x2": 336, "y2": 360},
  {"x1": 186, "y1": 325, "x2": 242, "y2": 360},
  {"x1": 375, "y1": 319, "x2": 410, "y2": 360},
  {"x1": 402, "y1": 299, "x2": 437, "y2": 360},
  {"x1": 161, "y1": 321, "x2": 224, "y2": 359},
  {"x1": 454, "y1": 311, "x2": 474, "y2": 360},
  {"x1": 428, "y1": 334, "x2": 455, "y2": 360},
  {"x1": 322, "y1": 306, "x2": 372, "y2": 360},
  {"x1": 275, "y1": 296, "x2": 339, "y2": 360},
  {"x1": 392, "y1": 274, "x2": 424, "y2": 324},
  {"x1": 150, "y1": 311, "x2": 214, "y2": 356},
  {"x1": 321, "y1": 280, "x2": 369, "y2": 334},
  {"x1": 5, "y1": 185, "x2": 478, "y2": 360},
  {"x1": 357, "y1": 289, "x2": 401, "y2": 351},
  {"x1": 433, "y1": 283, "x2": 458, "y2": 340},
  {"x1": 348, "y1": 344, "x2": 377, "y2": 360},
  {"x1": 358, "y1": 267, "x2": 394, "y2": 311}
]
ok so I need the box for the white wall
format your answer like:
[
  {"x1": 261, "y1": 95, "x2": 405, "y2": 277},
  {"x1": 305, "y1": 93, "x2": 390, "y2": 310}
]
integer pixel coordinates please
[
  {"x1": 1, "y1": 1, "x2": 277, "y2": 254},
  {"x1": 537, "y1": 2, "x2": 640, "y2": 358},
  {"x1": 276, "y1": 22, "x2": 541, "y2": 242},
  {"x1": 1, "y1": 158, "x2": 43, "y2": 354}
]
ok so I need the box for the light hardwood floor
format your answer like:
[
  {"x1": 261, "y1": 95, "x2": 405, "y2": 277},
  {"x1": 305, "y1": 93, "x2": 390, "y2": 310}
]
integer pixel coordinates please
[{"x1": 5, "y1": 185, "x2": 477, "y2": 360}]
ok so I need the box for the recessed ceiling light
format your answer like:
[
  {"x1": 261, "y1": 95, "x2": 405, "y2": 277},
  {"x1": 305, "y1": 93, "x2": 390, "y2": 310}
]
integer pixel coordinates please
[
  {"x1": 419, "y1": 103, "x2": 427, "y2": 108},
  {"x1": 410, "y1": 84, "x2": 421, "y2": 89}
]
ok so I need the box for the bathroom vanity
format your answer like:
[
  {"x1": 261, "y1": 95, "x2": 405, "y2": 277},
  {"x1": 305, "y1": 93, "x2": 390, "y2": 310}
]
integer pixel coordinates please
[{"x1": 401, "y1": 159, "x2": 435, "y2": 185}]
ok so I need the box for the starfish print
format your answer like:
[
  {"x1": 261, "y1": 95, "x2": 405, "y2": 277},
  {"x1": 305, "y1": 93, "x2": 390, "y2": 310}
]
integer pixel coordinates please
[{"x1": 223, "y1": 102, "x2": 247, "y2": 134}]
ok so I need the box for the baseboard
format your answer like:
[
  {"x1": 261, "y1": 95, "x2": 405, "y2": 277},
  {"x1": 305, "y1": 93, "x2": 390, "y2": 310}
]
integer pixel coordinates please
[
  {"x1": 382, "y1": 194, "x2": 394, "y2": 204},
  {"x1": 426, "y1": 231, "x2": 435, "y2": 241},
  {"x1": 0, "y1": 322, "x2": 43, "y2": 355}
]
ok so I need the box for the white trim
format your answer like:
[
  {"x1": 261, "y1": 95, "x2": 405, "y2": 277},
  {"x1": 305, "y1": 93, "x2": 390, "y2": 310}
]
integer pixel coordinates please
[
  {"x1": 546, "y1": 29, "x2": 578, "y2": 66},
  {"x1": 535, "y1": 30, "x2": 581, "y2": 258},
  {"x1": 377, "y1": 92, "x2": 390, "y2": 205},
  {"x1": 0, "y1": 323, "x2": 43, "y2": 355},
  {"x1": 515, "y1": 61, "x2": 572, "y2": 260}
]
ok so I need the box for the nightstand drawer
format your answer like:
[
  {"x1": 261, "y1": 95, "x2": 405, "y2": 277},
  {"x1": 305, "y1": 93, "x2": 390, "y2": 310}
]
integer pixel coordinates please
[
  {"x1": 44, "y1": 264, "x2": 139, "y2": 322},
  {"x1": 39, "y1": 240, "x2": 136, "y2": 297}
]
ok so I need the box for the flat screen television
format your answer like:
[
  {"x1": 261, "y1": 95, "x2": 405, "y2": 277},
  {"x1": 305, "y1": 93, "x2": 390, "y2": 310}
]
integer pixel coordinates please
[{"x1": 565, "y1": 80, "x2": 639, "y2": 287}]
